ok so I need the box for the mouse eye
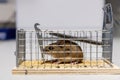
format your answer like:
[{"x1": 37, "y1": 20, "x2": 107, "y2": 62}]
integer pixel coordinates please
[
  {"x1": 59, "y1": 46, "x2": 63, "y2": 48},
  {"x1": 48, "y1": 46, "x2": 54, "y2": 50},
  {"x1": 65, "y1": 48, "x2": 70, "y2": 51}
]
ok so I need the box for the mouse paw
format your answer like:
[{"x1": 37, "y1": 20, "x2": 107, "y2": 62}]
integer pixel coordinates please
[
  {"x1": 54, "y1": 61, "x2": 63, "y2": 64},
  {"x1": 70, "y1": 60, "x2": 82, "y2": 64},
  {"x1": 41, "y1": 59, "x2": 58, "y2": 64}
]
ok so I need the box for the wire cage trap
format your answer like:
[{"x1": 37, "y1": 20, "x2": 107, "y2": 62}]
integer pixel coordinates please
[
  {"x1": 12, "y1": 28, "x2": 120, "y2": 74},
  {"x1": 12, "y1": 4, "x2": 120, "y2": 74}
]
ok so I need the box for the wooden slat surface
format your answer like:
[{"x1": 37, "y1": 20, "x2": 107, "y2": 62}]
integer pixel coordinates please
[{"x1": 12, "y1": 60, "x2": 120, "y2": 75}]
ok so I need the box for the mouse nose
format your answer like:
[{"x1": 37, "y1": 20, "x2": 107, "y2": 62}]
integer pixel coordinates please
[{"x1": 48, "y1": 46, "x2": 54, "y2": 50}]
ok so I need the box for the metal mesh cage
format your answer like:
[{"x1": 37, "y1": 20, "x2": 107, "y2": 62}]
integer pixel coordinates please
[{"x1": 16, "y1": 29, "x2": 113, "y2": 69}]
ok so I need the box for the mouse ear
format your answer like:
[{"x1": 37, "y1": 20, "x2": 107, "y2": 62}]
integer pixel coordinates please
[
  {"x1": 57, "y1": 40, "x2": 72, "y2": 45},
  {"x1": 56, "y1": 40, "x2": 64, "y2": 45},
  {"x1": 64, "y1": 40, "x2": 71, "y2": 44}
]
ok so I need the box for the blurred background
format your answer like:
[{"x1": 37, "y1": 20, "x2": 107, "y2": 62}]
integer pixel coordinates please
[
  {"x1": 0, "y1": 0, "x2": 15, "y2": 40},
  {"x1": 0, "y1": 0, "x2": 120, "y2": 80},
  {"x1": 0, "y1": 0, "x2": 120, "y2": 40}
]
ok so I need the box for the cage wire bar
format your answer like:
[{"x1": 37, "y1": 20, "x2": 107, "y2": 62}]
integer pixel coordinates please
[{"x1": 16, "y1": 29, "x2": 26, "y2": 67}]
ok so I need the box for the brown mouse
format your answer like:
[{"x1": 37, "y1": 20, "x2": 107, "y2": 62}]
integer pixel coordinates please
[{"x1": 43, "y1": 40, "x2": 83, "y2": 63}]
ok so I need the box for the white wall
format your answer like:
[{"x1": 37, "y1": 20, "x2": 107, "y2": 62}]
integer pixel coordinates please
[
  {"x1": 17, "y1": 0, "x2": 104, "y2": 30},
  {"x1": 0, "y1": 0, "x2": 15, "y2": 22}
]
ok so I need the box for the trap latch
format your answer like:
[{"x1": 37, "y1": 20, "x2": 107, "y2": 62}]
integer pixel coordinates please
[{"x1": 34, "y1": 23, "x2": 45, "y2": 60}]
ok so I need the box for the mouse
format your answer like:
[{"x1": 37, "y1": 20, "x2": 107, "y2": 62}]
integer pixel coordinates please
[{"x1": 43, "y1": 40, "x2": 83, "y2": 64}]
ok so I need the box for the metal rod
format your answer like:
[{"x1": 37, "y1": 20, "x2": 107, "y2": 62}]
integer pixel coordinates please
[
  {"x1": 43, "y1": 31, "x2": 46, "y2": 69},
  {"x1": 57, "y1": 30, "x2": 59, "y2": 68},
  {"x1": 76, "y1": 31, "x2": 79, "y2": 68},
  {"x1": 24, "y1": 31, "x2": 26, "y2": 69},
  {"x1": 70, "y1": 31, "x2": 72, "y2": 68},
  {"x1": 30, "y1": 32, "x2": 33, "y2": 68},
  {"x1": 35, "y1": 32, "x2": 37, "y2": 61},
  {"x1": 49, "y1": 32, "x2": 103, "y2": 45},
  {"x1": 46, "y1": 32, "x2": 48, "y2": 61},
  {"x1": 89, "y1": 31, "x2": 92, "y2": 67},
  {"x1": 37, "y1": 32, "x2": 40, "y2": 68},
  {"x1": 83, "y1": 31, "x2": 86, "y2": 67},
  {"x1": 96, "y1": 31, "x2": 98, "y2": 67},
  {"x1": 50, "y1": 31, "x2": 53, "y2": 69},
  {"x1": 63, "y1": 31, "x2": 65, "y2": 69},
  {"x1": 35, "y1": 31, "x2": 38, "y2": 68}
]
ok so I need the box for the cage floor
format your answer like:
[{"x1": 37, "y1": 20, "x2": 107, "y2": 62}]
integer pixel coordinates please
[{"x1": 12, "y1": 59, "x2": 120, "y2": 75}]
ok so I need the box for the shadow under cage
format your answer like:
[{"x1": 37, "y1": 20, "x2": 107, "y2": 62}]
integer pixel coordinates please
[{"x1": 12, "y1": 3, "x2": 120, "y2": 74}]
